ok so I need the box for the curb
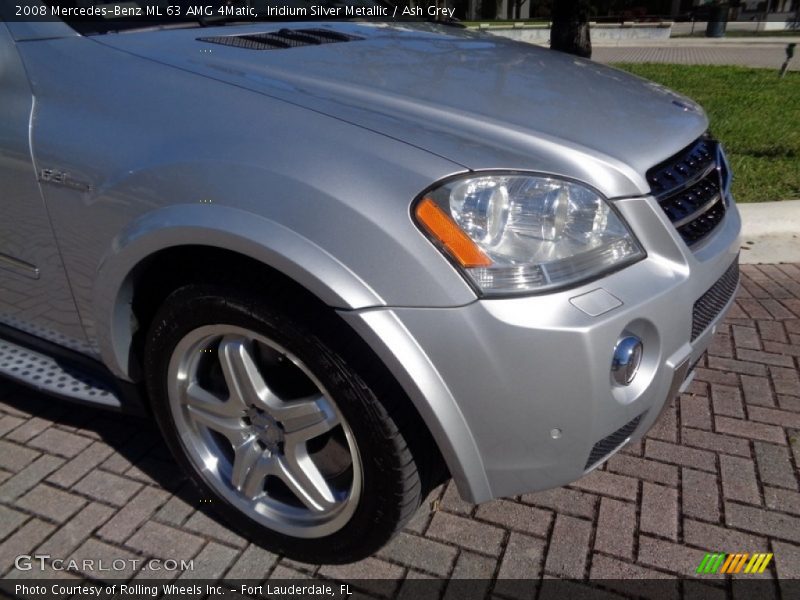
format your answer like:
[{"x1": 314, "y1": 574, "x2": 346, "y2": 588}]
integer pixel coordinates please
[{"x1": 737, "y1": 200, "x2": 800, "y2": 264}]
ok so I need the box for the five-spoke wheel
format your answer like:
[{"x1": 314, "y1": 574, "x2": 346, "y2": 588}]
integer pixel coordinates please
[
  {"x1": 145, "y1": 282, "x2": 431, "y2": 562},
  {"x1": 169, "y1": 326, "x2": 362, "y2": 538}
]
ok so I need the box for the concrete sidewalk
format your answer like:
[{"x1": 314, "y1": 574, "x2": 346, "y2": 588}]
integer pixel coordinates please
[
  {"x1": 593, "y1": 42, "x2": 799, "y2": 70},
  {"x1": 593, "y1": 36, "x2": 800, "y2": 47},
  {"x1": 739, "y1": 201, "x2": 800, "y2": 265},
  {"x1": 502, "y1": 32, "x2": 800, "y2": 70}
]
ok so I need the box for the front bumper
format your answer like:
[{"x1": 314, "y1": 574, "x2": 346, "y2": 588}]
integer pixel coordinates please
[{"x1": 340, "y1": 195, "x2": 741, "y2": 503}]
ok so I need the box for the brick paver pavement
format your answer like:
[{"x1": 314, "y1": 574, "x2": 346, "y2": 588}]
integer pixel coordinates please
[
  {"x1": 0, "y1": 263, "x2": 799, "y2": 596},
  {"x1": 593, "y1": 44, "x2": 800, "y2": 71}
]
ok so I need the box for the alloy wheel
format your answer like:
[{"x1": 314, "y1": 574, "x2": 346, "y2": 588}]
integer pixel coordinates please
[{"x1": 167, "y1": 325, "x2": 363, "y2": 538}]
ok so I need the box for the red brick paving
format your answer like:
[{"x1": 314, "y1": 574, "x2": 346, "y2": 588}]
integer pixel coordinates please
[{"x1": 0, "y1": 263, "x2": 798, "y2": 591}]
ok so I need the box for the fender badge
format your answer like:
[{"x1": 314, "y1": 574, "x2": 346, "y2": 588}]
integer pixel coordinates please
[{"x1": 38, "y1": 168, "x2": 93, "y2": 193}]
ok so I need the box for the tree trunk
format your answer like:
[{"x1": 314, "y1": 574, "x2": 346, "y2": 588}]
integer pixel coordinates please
[
  {"x1": 480, "y1": 0, "x2": 498, "y2": 19},
  {"x1": 550, "y1": 0, "x2": 592, "y2": 59}
]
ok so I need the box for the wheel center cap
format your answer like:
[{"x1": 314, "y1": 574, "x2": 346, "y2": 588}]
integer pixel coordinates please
[{"x1": 246, "y1": 407, "x2": 284, "y2": 451}]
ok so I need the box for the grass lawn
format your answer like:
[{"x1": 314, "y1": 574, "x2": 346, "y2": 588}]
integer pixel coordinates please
[{"x1": 613, "y1": 64, "x2": 800, "y2": 202}]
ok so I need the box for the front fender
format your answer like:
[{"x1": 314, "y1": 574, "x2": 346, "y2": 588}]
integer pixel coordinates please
[
  {"x1": 93, "y1": 205, "x2": 490, "y2": 503},
  {"x1": 338, "y1": 307, "x2": 491, "y2": 503},
  {"x1": 94, "y1": 204, "x2": 383, "y2": 380}
]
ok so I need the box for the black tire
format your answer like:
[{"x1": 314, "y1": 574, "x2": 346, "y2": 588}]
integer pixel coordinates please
[{"x1": 144, "y1": 283, "x2": 425, "y2": 563}]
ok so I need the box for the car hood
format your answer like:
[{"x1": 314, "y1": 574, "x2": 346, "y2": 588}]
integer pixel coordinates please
[{"x1": 95, "y1": 22, "x2": 708, "y2": 198}]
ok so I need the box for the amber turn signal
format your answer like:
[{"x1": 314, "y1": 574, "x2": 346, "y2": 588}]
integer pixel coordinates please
[{"x1": 415, "y1": 198, "x2": 492, "y2": 268}]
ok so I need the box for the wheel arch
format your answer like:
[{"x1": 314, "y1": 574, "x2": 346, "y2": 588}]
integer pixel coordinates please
[
  {"x1": 92, "y1": 204, "x2": 494, "y2": 502},
  {"x1": 93, "y1": 204, "x2": 384, "y2": 383}
]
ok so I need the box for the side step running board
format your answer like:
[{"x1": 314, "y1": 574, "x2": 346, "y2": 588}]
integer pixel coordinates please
[{"x1": 0, "y1": 337, "x2": 122, "y2": 409}]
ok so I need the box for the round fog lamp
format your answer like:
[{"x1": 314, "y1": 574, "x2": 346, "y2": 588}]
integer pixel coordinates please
[{"x1": 611, "y1": 336, "x2": 643, "y2": 386}]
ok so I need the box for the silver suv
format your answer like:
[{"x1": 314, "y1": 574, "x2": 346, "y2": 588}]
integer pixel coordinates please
[{"x1": 0, "y1": 5, "x2": 740, "y2": 563}]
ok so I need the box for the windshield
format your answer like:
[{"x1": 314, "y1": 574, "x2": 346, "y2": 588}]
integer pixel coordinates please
[{"x1": 39, "y1": 0, "x2": 399, "y2": 34}]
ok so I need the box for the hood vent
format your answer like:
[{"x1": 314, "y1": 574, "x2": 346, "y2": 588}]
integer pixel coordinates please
[{"x1": 198, "y1": 28, "x2": 363, "y2": 50}]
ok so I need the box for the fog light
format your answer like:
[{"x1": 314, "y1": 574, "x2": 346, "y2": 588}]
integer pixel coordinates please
[{"x1": 611, "y1": 335, "x2": 643, "y2": 386}]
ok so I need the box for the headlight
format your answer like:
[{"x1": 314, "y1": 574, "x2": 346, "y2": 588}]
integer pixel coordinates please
[{"x1": 414, "y1": 173, "x2": 644, "y2": 295}]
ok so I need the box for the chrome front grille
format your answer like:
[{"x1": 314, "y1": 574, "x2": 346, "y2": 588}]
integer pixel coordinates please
[
  {"x1": 647, "y1": 135, "x2": 729, "y2": 248},
  {"x1": 692, "y1": 259, "x2": 740, "y2": 341}
]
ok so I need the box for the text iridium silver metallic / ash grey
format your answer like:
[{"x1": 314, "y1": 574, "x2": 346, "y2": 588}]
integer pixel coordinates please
[{"x1": 0, "y1": 11, "x2": 741, "y2": 562}]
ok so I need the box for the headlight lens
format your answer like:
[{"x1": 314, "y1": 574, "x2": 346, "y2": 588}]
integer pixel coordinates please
[{"x1": 415, "y1": 174, "x2": 644, "y2": 295}]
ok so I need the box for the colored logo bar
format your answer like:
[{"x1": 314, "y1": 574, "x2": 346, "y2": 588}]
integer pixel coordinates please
[{"x1": 696, "y1": 552, "x2": 773, "y2": 574}]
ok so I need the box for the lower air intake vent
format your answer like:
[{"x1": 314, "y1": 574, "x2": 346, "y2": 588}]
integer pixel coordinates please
[
  {"x1": 199, "y1": 29, "x2": 363, "y2": 50},
  {"x1": 692, "y1": 259, "x2": 740, "y2": 341},
  {"x1": 585, "y1": 415, "x2": 642, "y2": 470}
]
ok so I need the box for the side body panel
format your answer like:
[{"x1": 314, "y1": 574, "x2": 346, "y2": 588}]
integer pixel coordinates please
[{"x1": 0, "y1": 24, "x2": 89, "y2": 353}]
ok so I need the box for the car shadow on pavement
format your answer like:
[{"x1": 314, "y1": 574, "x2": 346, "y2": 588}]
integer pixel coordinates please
[
  {"x1": 0, "y1": 378, "x2": 237, "y2": 537},
  {"x1": 0, "y1": 376, "x2": 451, "y2": 577}
]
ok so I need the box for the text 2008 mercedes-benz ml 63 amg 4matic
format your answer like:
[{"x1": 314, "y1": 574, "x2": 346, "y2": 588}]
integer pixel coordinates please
[{"x1": 0, "y1": 3, "x2": 740, "y2": 562}]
